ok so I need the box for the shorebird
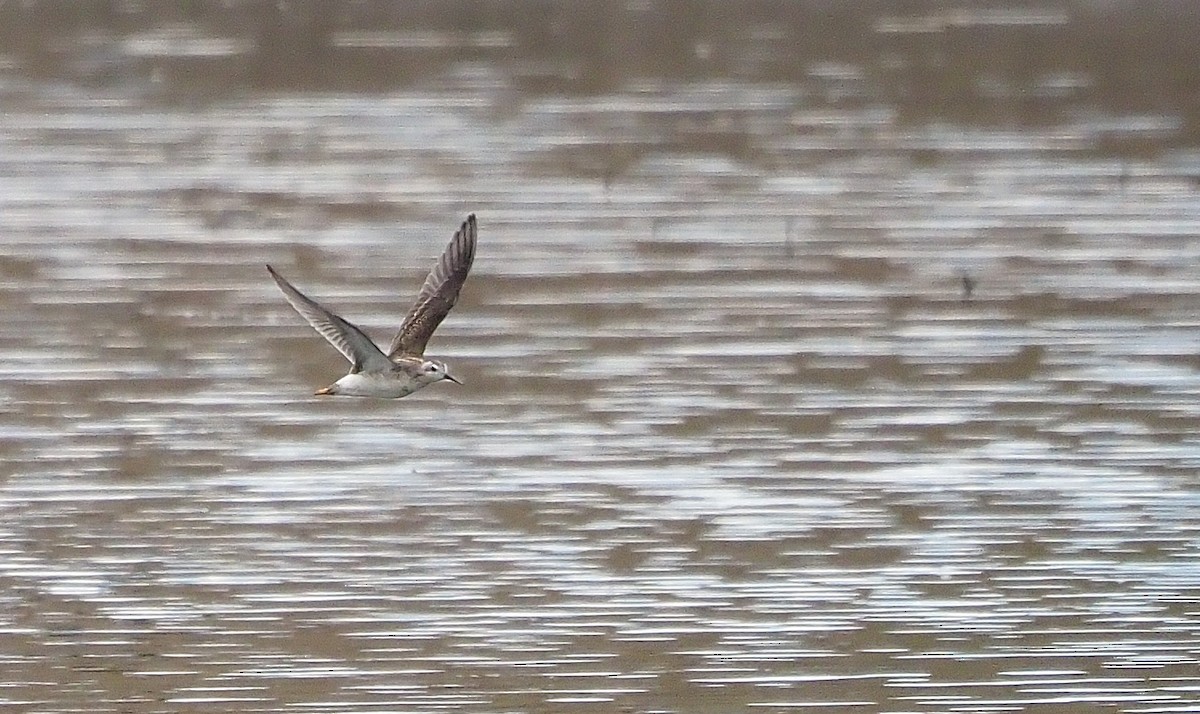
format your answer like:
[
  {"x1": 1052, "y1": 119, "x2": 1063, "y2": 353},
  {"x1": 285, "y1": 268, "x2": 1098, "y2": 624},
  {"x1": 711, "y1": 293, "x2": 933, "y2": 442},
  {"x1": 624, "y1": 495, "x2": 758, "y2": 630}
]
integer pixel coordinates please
[
  {"x1": 959, "y1": 270, "x2": 976, "y2": 301},
  {"x1": 267, "y1": 214, "x2": 477, "y2": 398}
]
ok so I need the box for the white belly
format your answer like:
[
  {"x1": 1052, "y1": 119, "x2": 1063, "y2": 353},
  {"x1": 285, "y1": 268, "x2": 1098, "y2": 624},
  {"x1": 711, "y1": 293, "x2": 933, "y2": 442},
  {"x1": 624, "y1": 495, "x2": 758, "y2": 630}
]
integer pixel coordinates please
[{"x1": 333, "y1": 372, "x2": 422, "y2": 399}]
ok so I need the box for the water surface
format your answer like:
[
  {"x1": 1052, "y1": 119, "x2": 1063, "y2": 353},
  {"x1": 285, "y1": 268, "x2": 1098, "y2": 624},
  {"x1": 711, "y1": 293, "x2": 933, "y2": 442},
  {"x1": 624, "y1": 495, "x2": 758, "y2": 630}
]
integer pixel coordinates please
[{"x1": 1, "y1": 3, "x2": 1199, "y2": 712}]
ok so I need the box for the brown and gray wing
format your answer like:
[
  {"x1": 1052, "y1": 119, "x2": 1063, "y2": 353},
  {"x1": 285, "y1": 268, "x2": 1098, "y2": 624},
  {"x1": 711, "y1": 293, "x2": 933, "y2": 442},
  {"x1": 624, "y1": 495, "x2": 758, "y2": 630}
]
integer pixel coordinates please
[
  {"x1": 267, "y1": 265, "x2": 391, "y2": 373},
  {"x1": 387, "y1": 213, "x2": 477, "y2": 358}
]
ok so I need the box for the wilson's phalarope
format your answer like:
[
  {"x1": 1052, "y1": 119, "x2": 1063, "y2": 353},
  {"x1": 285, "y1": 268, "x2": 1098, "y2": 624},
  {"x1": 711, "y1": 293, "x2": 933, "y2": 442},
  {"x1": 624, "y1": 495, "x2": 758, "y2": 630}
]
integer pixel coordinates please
[{"x1": 267, "y1": 214, "x2": 477, "y2": 398}]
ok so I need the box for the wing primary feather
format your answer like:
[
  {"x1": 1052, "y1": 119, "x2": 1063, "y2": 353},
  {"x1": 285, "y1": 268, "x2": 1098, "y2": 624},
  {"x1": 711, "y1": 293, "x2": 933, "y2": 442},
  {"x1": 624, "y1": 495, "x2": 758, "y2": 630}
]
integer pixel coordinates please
[
  {"x1": 387, "y1": 213, "x2": 477, "y2": 358},
  {"x1": 266, "y1": 265, "x2": 391, "y2": 372}
]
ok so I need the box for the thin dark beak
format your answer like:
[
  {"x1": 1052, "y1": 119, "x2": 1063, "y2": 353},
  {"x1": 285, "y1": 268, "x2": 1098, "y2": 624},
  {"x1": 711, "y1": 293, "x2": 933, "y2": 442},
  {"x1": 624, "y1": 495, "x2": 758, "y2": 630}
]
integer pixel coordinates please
[{"x1": 444, "y1": 374, "x2": 462, "y2": 385}]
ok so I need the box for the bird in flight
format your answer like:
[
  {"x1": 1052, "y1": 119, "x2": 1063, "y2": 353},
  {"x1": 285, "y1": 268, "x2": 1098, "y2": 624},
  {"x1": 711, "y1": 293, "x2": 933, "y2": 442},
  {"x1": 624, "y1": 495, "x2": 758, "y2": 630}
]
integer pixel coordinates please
[{"x1": 267, "y1": 214, "x2": 477, "y2": 398}]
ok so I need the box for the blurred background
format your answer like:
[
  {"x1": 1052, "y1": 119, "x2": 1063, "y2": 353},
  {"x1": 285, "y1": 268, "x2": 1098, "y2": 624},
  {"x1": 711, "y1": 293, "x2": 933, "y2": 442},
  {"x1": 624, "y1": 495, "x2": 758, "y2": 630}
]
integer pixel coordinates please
[{"x1": 1, "y1": 1, "x2": 1199, "y2": 712}]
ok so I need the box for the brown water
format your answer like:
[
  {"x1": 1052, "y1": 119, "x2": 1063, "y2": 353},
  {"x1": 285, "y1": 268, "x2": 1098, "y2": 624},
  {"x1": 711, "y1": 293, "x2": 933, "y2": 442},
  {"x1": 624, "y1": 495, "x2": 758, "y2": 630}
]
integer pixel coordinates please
[{"x1": 2, "y1": 3, "x2": 1200, "y2": 712}]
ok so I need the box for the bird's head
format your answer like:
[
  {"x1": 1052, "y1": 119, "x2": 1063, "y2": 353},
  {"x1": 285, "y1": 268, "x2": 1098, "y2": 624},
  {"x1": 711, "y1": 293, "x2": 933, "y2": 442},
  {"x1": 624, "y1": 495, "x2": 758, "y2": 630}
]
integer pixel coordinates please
[{"x1": 420, "y1": 359, "x2": 461, "y2": 385}]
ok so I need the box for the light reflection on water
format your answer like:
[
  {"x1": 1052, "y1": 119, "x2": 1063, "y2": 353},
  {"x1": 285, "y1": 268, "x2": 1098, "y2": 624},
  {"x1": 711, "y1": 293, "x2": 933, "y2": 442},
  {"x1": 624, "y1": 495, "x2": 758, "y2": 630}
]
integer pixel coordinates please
[{"x1": 2, "y1": 4, "x2": 1200, "y2": 713}]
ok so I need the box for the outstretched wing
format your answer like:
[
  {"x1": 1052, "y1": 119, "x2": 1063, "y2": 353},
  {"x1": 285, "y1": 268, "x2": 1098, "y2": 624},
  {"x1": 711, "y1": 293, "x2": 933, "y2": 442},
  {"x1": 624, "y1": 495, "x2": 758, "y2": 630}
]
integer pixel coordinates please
[
  {"x1": 387, "y1": 213, "x2": 477, "y2": 358},
  {"x1": 267, "y1": 265, "x2": 391, "y2": 373}
]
